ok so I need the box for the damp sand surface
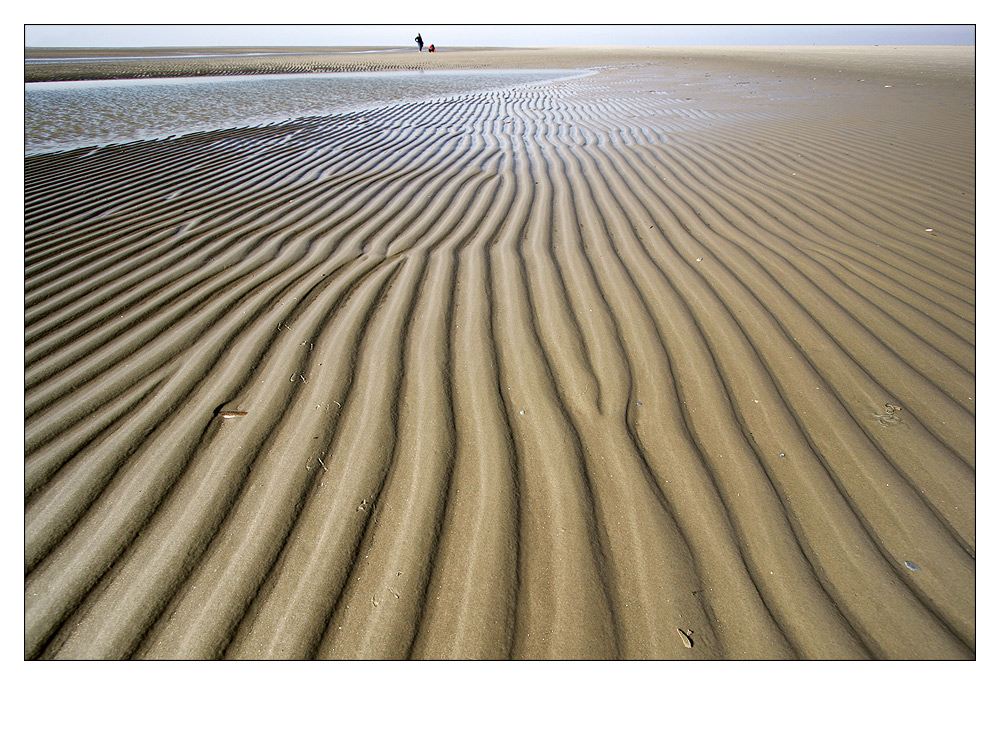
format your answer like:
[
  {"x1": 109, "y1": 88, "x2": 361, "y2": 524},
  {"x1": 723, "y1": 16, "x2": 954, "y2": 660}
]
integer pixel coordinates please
[{"x1": 24, "y1": 46, "x2": 974, "y2": 660}]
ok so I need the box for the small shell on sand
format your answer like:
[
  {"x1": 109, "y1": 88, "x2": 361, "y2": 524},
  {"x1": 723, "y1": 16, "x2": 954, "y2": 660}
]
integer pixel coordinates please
[{"x1": 217, "y1": 411, "x2": 248, "y2": 419}]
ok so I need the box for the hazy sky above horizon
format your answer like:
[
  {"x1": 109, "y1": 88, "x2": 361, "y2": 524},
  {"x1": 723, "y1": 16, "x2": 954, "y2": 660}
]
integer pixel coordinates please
[{"x1": 25, "y1": 24, "x2": 975, "y2": 49}]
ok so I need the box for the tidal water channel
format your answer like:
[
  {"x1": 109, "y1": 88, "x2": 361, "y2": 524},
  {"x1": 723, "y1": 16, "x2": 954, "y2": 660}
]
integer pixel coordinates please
[{"x1": 25, "y1": 68, "x2": 579, "y2": 155}]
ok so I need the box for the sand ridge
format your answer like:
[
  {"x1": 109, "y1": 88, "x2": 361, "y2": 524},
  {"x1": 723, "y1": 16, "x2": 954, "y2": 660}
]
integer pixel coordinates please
[{"x1": 24, "y1": 47, "x2": 974, "y2": 659}]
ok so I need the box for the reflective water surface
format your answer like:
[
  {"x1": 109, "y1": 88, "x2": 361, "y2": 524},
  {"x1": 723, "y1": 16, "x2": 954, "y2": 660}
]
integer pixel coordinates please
[{"x1": 25, "y1": 69, "x2": 580, "y2": 155}]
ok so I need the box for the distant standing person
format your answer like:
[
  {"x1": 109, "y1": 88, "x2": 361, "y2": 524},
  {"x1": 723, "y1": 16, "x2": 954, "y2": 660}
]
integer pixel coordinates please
[{"x1": 415, "y1": 33, "x2": 423, "y2": 52}]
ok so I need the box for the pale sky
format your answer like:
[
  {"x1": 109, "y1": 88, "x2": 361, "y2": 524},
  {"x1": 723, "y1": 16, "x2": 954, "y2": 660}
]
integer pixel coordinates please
[
  {"x1": 24, "y1": 5, "x2": 975, "y2": 47},
  {"x1": 20, "y1": 0, "x2": 978, "y2": 48},
  {"x1": 24, "y1": 22, "x2": 975, "y2": 49}
]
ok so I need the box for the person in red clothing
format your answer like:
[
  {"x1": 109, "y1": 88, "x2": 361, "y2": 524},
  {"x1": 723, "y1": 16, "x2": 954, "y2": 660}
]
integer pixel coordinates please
[{"x1": 428, "y1": 44, "x2": 435, "y2": 52}]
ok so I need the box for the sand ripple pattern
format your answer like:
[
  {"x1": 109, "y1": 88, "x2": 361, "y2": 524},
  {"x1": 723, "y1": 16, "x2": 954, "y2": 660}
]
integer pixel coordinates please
[{"x1": 24, "y1": 67, "x2": 974, "y2": 659}]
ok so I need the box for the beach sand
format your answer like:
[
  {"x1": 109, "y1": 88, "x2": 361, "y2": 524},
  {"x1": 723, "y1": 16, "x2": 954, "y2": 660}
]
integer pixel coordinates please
[{"x1": 24, "y1": 46, "x2": 974, "y2": 659}]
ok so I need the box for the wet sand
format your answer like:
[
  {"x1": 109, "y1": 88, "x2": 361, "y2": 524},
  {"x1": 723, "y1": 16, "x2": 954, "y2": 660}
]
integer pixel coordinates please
[{"x1": 24, "y1": 46, "x2": 974, "y2": 659}]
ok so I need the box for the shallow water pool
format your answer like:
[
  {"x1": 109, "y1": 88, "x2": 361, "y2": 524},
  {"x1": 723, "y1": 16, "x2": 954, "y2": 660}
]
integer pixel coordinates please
[{"x1": 24, "y1": 69, "x2": 580, "y2": 155}]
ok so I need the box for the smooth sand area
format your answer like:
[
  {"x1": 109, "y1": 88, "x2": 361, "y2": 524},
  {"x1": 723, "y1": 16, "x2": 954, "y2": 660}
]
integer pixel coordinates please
[{"x1": 24, "y1": 46, "x2": 974, "y2": 659}]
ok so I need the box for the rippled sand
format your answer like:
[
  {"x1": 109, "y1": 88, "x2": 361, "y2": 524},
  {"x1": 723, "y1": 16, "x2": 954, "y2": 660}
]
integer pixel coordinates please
[{"x1": 24, "y1": 46, "x2": 974, "y2": 659}]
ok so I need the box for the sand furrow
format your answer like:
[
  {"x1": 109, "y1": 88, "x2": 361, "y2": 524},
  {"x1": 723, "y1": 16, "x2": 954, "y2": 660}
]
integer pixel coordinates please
[
  {"x1": 556, "y1": 109, "x2": 844, "y2": 657},
  {"x1": 723, "y1": 138, "x2": 975, "y2": 258},
  {"x1": 43, "y1": 255, "x2": 399, "y2": 659},
  {"x1": 26, "y1": 251, "x2": 395, "y2": 655},
  {"x1": 558, "y1": 148, "x2": 796, "y2": 656},
  {"x1": 557, "y1": 112, "x2": 877, "y2": 658},
  {"x1": 511, "y1": 107, "x2": 718, "y2": 659},
  {"x1": 312, "y1": 246, "x2": 458, "y2": 659},
  {"x1": 24, "y1": 111, "x2": 442, "y2": 302},
  {"x1": 632, "y1": 138, "x2": 976, "y2": 559},
  {"x1": 410, "y1": 164, "x2": 520, "y2": 659},
  {"x1": 697, "y1": 114, "x2": 973, "y2": 239},
  {"x1": 233, "y1": 125, "x2": 506, "y2": 659},
  {"x1": 24, "y1": 111, "x2": 484, "y2": 406},
  {"x1": 701, "y1": 129, "x2": 975, "y2": 291},
  {"x1": 569, "y1": 104, "x2": 973, "y2": 648},
  {"x1": 552, "y1": 89, "x2": 972, "y2": 656},
  {"x1": 649, "y1": 131, "x2": 975, "y2": 321},
  {"x1": 644, "y1": 134, "x2": 975, "y2": 322},
  {"x1": 125, "y1": 257, "x2": 405, "y2": 660},
  {"x1": 485, "y1": 118, "x2": 621, "y2": 659},
  {"x1": 24, "y1": 368, "x2": 167, "y2": 499},
  {"x1": 698, "y1": 136, "x2": 976, "y2": 312},
  {"x1": 628, "y1": 131, "x2": 976, "y2": 474}
]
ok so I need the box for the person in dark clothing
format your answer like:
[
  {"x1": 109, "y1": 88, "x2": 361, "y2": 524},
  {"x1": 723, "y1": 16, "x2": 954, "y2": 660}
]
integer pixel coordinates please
[
  {"x1": 415, "y1": 33, "x2": 423, "y2": 52},
  {"x1": 428, "y1": 44, "x2": 435, "y2": 52}
]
